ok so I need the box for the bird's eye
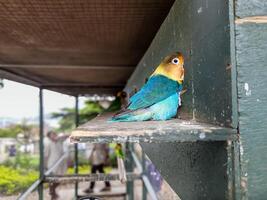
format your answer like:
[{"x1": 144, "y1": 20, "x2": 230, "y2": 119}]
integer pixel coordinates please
[{"x1": 171, "y1": 58, "x2": 179, "y2": 65}]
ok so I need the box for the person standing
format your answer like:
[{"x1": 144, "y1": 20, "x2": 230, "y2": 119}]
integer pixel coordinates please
[
  {"x1": 8, "y1": 144, "x2": 16, "y2": 157},
  {"x1": 84, "y1": 143, "x2": 111, "y2": 193},
  {"x1": 44, "y1": 131, "x2": 68, "y2": 200}
]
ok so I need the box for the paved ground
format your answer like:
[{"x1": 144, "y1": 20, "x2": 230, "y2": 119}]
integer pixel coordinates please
[
  {"x1": 2, "y1": 179, "x2": 142, "y2": 200},
  {"x1": 2, "y1": 169, "x2": 180, "y2": 200},
  {"x1": 2, "y1": 180, "x2": 181, "y2": 200}
]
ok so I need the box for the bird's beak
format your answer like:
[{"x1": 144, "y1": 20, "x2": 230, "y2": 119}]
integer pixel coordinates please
[
  {"x1": 178, "y1": 67, "x2": 184, "y2": 83},
  {"x1": 181, "y1": 68, "x2": 184, "y2": 80}
]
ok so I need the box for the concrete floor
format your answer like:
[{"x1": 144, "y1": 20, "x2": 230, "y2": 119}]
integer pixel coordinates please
[
  {"x1": 2, "y1": 169, "x2": 180, "y2": 200},
  {"x1": 2, "y1": 180, "x2": 143, "y2": 200}
]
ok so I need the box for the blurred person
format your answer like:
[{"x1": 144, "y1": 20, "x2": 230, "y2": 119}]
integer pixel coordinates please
[
  {"x1": 44, "y1": 131, "x2": 68, "y2": 200},
  {"x1": 84, "y1": 144, "x2": 111, "y2": 193},
  {"x1": 8, "y1": 144, "x2": 16, "y2": 157}
]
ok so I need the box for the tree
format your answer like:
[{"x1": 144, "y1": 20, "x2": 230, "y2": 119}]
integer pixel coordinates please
[
  {"x1": 0, "y1": 120, "x2": 37, "y2": 138},
  {"x1": 79, "y1": 100, "x2": 104, "y2": 123},
  {"x1": 0, "y1": 125, "x2": 22, "y2": 138},
  {"x1": 50, "y1": 107, "x2": 76, "y2": 132},
  {"x1": 50, "y1": 100, "x2": 104, "y2": 132}
]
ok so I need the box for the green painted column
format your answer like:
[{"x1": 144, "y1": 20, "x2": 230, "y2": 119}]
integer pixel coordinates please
[
  {"x1": 142, "y1": 149, "x2": 147, "y2": 200},
  {"x1": 74, "y1": 96, "x2": 79, "y2": 199},
  {"x1": 125, "y1": 142, "x2": 134, "y2": 200},
  {"x1": 124, "y1": 0, "x2": 235, "y2": 199},
  {"x1": 235, "y1": 0, "x2": 267, "y2": 198},
  {"x1": 38, "y1": 88, "x2": 44, "y2": 200}
]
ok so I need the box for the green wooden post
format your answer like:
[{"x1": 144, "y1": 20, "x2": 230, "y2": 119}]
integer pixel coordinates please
[
  {"x1": 38, "y1": 88, "x2": 44, "y2": 200},
  {"x1": 125, "y1": 142, "x2": 134, "y2": 200},
  {"x1": 74, "y1": 96, "x2": 79, "y2": 198},
  {"x1": 142, "y1": 149, "x2": 147, "y2": 200},
  {"x1": 235, "y1": 0, "x2": 267, "y2": 198},
  {"x1": 124, "y1": 0, "x2": 236, "y2": 199}
]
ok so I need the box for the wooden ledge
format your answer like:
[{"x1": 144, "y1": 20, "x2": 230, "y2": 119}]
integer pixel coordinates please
[
  {"x1": 70, "y1": 113, "x2": 236, "y2": 143},
  {"x1": 44, "y1": 173, "x2": 140, "y2": 183}
]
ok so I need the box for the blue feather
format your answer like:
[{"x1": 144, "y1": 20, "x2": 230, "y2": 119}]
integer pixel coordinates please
[
  {"x1": 150, "y1": 93, "x2": 179, "y2": 120},
  {"x1": 128, "y1": 75, "x2": 181, "y2": 110},
  {"x1": 111, "y1": 74, "x2": 183, "y2": 122},
  {"x1": 111, "y1": 93, "x2": 179, "y2": 122}
]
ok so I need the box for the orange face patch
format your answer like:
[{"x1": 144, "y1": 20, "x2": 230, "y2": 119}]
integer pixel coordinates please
[
  {"x1": 163, "y1": 52, "x2": 184, "y2": 66},
  {"x1": 152, "y1": 52, "x2": 185, "y2": 84}
]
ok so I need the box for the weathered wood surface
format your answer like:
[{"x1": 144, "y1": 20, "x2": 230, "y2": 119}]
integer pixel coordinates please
[
  {"x1": 142, "y1": 142, "x2": 228, "y2": 200},
  {"x1": 120, "y1": 0, "x2": 236, "y2": 199},
  {"x1": 235, "y1": 0, "x2": 267, "y2": 18},
  {"x1": 235, "y1": 21, "x2": 267, "y2": 198},
  {"x1": 124, "y1": 0, "x2": 233, "y2": 128},
  {"x1": 44, "y1": 173, "x2": 140, "y2": 183},
  {"x1": 71, "y1": 114, "x2": 236, "y2": 143}
]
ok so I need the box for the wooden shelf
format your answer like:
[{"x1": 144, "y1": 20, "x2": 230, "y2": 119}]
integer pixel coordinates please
[
  {"x1": 70, "y1": 113, "x2": 236, "y2": 143},
  {"x1": 44, "y1": 173, "x2": 140, "y2": 183}
]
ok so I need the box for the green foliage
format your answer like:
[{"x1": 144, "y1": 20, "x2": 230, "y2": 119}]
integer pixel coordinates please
[
  {"x1": 51, "y1": 107, "x2": 76, "y2": 131},
  {"x1": 51, "y1": 100, "x2": 104, "y2": 132},
  {"x1": 50, "y1": 98, "x2": 123, "y2": 132},
  {"x1": 79, "y1": 100, "x2": 104, "y2": 124},
  {"x1": 3, "y1": 153, "x2": 39, "y2": 171},
  {"x1": 104, "y1": 97, "x2": 122, "y2": 113},
  {"x1": 0, "y1": 125, "x2": 22, "y2": 138},
  {"x1": 67, "y1": 165, "x2": 91, "y2": 174},
  {"x1": 0, "y1": 166, "x2": 38, "y2": 195},
  {"x1": 0, "y1": 121, "x2": 38, "y2": 138}
]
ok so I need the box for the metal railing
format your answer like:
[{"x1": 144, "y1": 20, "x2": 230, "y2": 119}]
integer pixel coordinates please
[
  {"x1": 17, "y1": 146, "x2": 158, "y2": 200},
  {"x1": 17, "y1": 88, "x2": 159, "y2": 200},
  {"x1": 17, "y1": 151, "x2": 69, "y2": 200},
  {"x1": 131, "y1": 150, "x2": 158, "y2": 200}
]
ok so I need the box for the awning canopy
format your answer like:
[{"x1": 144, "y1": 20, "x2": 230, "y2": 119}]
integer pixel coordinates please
[{"x1": 0, "y1": 0, "x2": 174, "y2": 96}]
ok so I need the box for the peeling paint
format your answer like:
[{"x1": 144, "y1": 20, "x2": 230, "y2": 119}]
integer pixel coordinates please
[
  {"x1": 240, "y1": 143, "x2": 244, "y2": 156},
  {"x1": 197, "y1": 7, "x2": 203, "y2": 13},
  {"x1": 236, "y1": 16, "x2": 267, "y2": 24},
  {"x1": 244, "y1": 83, "x2": 251, "y2": 96},
  {"x1": 199, "y1": 132, "x2": 206, "y2": 139},
  {"x1": 241, "y1": 177, "x2": 248, "y2": 192}
]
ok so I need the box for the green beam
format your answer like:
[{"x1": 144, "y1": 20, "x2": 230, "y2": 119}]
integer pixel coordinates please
[
  {"x1": 142, "y1": 149, "x2": 147, "y2": 200},
  {"x1": 235, "y1": 17, "x2": 267, "y2": 199},
  {"x1": 125, "y1": 142, "x2": 134, "y2": 200},
  {"x1": 38, "y1": 88, "x2": 44, "y2": 200},
  {"x1": 74, "y1": 96, "x2": 79, "y2": 198}
]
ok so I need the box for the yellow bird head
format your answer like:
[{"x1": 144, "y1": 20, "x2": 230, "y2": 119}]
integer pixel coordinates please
[{"x1": 152, "y1": 52, "x2": 185, "y2": 84}]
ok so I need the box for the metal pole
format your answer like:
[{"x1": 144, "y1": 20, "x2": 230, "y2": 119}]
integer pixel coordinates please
[
  {"x1": 18, "y1": 179, "x2": 42, "y2": 200},
  {"x1": 142, "y1": 149, "x2": 147, "y2": 200},
  {"x1": 74, "y1": 96, "x2": 79, "y2": 199},
  {"x1": 38, "y1": 88, "x2": 44, "y2": 200},
  {"x1": 125, "y1": 142, "x2": 134, "y2": 200},
  {"x1": 131, "y1": 151, "x2": 158, "y2": 200},
  {"x1": 45, "y1": 152, "x2": 68, "y2": 176}
]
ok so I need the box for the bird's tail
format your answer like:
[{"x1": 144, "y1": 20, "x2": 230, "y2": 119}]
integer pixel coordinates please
[{"x1": 109, "y1": 108, "x2": 152, "y2": 122}]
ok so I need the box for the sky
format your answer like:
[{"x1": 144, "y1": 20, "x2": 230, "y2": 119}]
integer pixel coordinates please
[{"x1": 0, "y1": 80, "x2": 85, "y2": 126}]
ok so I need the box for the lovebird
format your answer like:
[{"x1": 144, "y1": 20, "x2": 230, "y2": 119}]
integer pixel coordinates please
[{"x1": 111, "y1": 52, "x2": 185, "y2": 122}]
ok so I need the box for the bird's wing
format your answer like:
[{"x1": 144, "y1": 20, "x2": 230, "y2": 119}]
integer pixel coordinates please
[{"x1": 128, "y1": 75, "x2": 181, "y2": 110}]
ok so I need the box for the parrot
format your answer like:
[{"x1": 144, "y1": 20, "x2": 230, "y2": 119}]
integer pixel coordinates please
[
  {"x1": 115, "y1": 143, "x2": 124, "y2": 159},
  {"x1": 111, "y1": 52, "x2": 185, "y2": 122}
]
